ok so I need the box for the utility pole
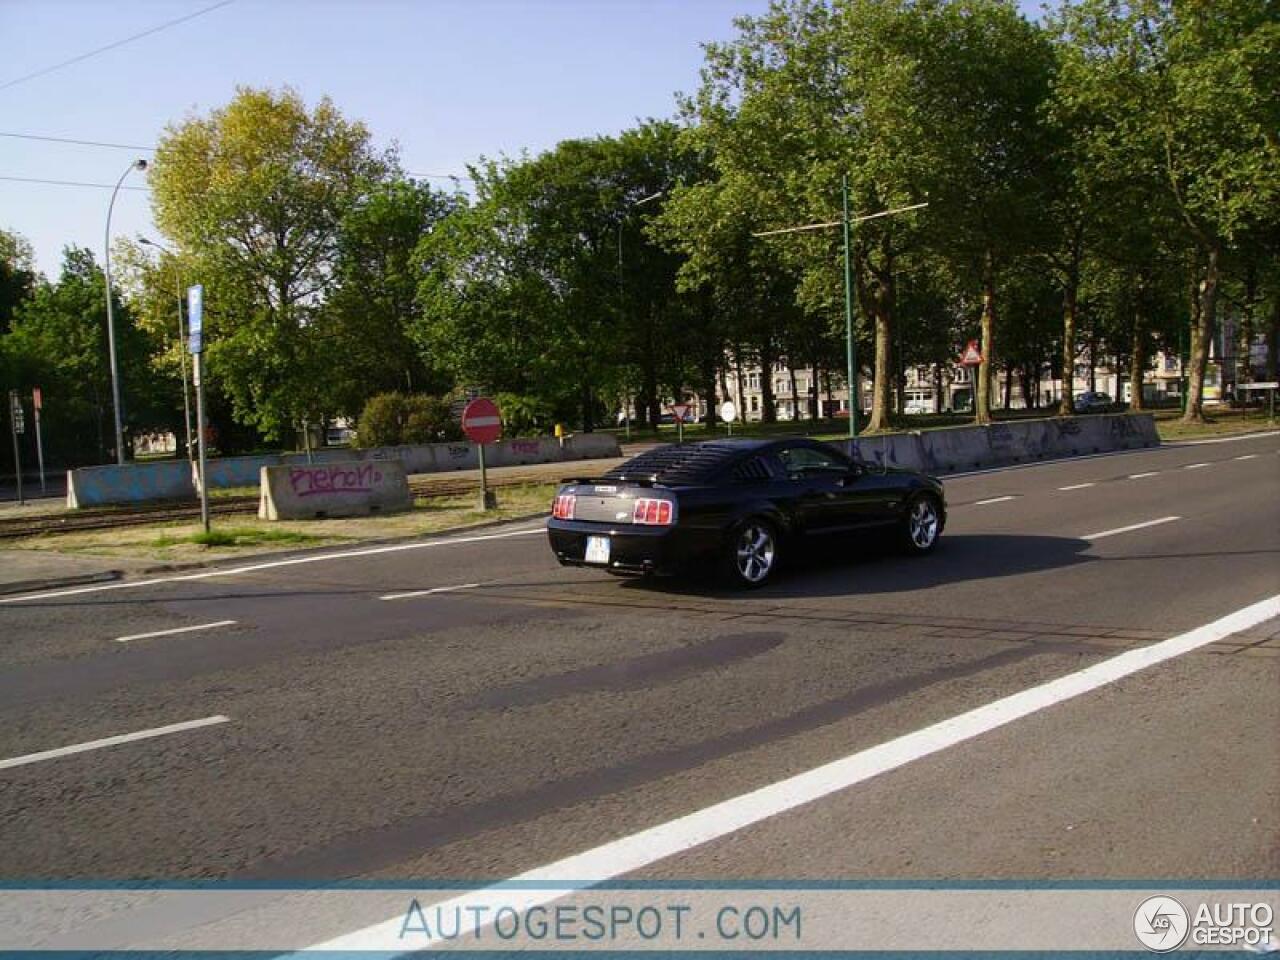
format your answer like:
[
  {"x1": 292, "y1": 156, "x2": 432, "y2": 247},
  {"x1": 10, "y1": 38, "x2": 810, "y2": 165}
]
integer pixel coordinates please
[
  {"x1": 754, "y1": 189, "x2": 928, "y2": 443},
  {"x1": 32, "y1": 387, "x2": 46, "y2": 494},
  {"x1": 8, "y1": 390, "x2": 24, "y2": 506}
]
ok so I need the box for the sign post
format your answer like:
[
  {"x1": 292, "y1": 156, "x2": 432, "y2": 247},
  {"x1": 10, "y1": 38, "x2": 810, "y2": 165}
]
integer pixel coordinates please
[
  {"x1": 719, "y1": 400, "x2": 738, "y2": 437},
  {"x1": 32, "y1": 387, "x2": 45, "y2": 494},
  {"x1": 8, "y1": 390, "x2": 24, "y2": 506},
  {"x1": 187, "y1": 284, "x2": 210, "y2": 533},
  {"x1": 669, "y1": 402, "x2": 691, "y2": 444},
  {"x1": 462, "y1": 397, "x2": 502, "y2": 510}
]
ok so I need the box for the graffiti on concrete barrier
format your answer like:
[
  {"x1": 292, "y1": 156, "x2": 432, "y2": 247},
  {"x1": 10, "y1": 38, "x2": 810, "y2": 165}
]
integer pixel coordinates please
[
  {"x1": 1053, "y1": 418, "x2": 1082, "y2": 437},
  {"x1": 288, "y1": 464, "x2": 383, "y2": 498},
  {"x1": 511, "y1": 440, "x2": 541, "y2": 455},
  {"x1": 448, "y1": 445, "x2": 470, "y2": 460},
  {"x1": 1109, "y1": 416, "x2": 1138, "y2": 439}
]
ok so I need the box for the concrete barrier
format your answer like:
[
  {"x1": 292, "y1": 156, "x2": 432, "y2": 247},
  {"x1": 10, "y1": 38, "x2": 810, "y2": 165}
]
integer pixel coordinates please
[
  {"x1": 67, "y1": 461, "x2": 196, "y2": 508},
  {"x1": 848, "y1": 413, "x2": 1158, "y2": 476},
  {"x1": 563, "y1": 433, "x2": 623, "y2": 460},
  {"x1": 199, "y1": 454, "x2": 282, "y2": 492},
  {"x1": 258, "y1": 460, "x2": 412, "y2": 521}
]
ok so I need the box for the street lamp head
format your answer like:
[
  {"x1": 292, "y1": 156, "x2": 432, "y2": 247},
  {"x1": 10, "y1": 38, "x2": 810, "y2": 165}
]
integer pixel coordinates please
[{"x1": 134, "y1": 159, "x2": 148, "y2": 172}]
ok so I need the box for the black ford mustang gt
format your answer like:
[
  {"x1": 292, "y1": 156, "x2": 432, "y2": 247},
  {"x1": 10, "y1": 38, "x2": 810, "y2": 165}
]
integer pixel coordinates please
[{"x1": 546, "y1": 437, "x2": 945, "y2": 588}]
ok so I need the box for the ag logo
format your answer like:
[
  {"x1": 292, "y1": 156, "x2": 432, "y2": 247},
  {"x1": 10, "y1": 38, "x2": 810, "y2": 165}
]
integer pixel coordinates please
[{"x1": 1134, "y1": 895, "x2": 1189, "y2": 952}]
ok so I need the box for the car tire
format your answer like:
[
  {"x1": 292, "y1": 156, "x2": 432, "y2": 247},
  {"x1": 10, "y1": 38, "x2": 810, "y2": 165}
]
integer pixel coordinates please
[
  {"x1": 899, "y1": 494, "x2": 942, "y2": 555},
  {"x1": 723, "y1": 517, "x2": 780, "y2": 588}
]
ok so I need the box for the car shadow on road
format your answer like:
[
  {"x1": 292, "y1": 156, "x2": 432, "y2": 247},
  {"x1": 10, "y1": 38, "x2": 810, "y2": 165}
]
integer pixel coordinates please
[{"x1": 612, "y1": 533, "x2": 1094, "y2": 600}]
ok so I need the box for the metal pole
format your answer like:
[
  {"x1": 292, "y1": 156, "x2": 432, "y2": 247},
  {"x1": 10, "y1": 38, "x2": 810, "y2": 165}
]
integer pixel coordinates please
[
  {"x1": 33, "y1": 393, "x2": 45, "y2": 494},
  {"x1": 103, "y1": 159, "x2": 146, "y2": 465},
  {"x1": 193, "y1": 353, "x2": 210, "y2": 533},
  {"x1": 176, "y1": 274, "x2": 193, "y2": 461},
  {"x1": 478, "y1": 442, "x2": 496, "y2": 510},
  {"x1": 9, "y1": 392, "x2": 23, "y2": 506},
  {"x1": 842, "y1": 175, "x2": 858, "y2": 440}
]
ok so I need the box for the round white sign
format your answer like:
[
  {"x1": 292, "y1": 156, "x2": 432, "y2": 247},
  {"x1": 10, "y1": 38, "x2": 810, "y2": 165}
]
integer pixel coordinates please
[{"x1": 719, "y1": 401, "x2": 738, "y2": 423}]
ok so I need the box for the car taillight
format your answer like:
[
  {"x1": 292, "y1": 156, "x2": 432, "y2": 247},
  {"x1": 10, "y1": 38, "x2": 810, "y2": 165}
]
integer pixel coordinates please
[
  {"x1": 632, "y1": 498, "x2": 674, "y2": 525},
  {"x1": 552, "y1": 494, "x2": 576, "y2": 520}
]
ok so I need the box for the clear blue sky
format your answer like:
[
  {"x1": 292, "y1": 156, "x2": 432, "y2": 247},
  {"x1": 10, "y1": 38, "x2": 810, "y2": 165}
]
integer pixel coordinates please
[{"x1": 0, "y1": 0, "x2": 1040, "y2": 277}]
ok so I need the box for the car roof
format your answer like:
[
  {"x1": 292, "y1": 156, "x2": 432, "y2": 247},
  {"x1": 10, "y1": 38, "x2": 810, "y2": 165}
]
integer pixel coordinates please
[{"x1": 604, "y1": 436, "x2": 829, "y2": 485}]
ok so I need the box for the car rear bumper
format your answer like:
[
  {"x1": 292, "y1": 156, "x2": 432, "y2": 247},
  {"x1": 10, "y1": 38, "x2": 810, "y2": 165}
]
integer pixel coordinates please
[{"x1": 546, "y1": 519, "x2": 715, "y2": 575}]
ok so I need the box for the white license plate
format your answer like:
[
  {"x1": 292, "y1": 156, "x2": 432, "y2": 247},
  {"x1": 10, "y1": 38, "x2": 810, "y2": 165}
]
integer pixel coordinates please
[{"x1": 584, "y1": 535, "x2": 611, "y2": 565}]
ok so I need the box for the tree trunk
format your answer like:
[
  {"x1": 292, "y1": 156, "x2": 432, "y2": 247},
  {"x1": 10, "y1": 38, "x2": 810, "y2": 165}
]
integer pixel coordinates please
[
  {"x1": 1267, "y1": 296, "x2": 1279, "y2": 382},
  {"x1": 641, "y1": 362, "x2": 659, "y2": 430},
  {"x1": 1087, "y1": 326, "x2": 1097, "y2": 393},
  {"x1": 864, "y1": 243, "x2": 895, "y2": 433},
  {"x1": 809, "y1": 360, "x2": 820, "y2": 421},
  {"x1": 975, "y1": 250, "x2": 996, "y2": 425},
  {"x1": 933, "y1": 363, "x2": 944, "y2": 414},
  {"x1": 733, "y1": 349, "x2": 746, "y2": 418},
  {"x1": 1238, "y1": 263, "x2": 1257, "y2": 389},
  {"x1": 702, "y1": 354, "x2": 718, "y2": 428},
  {"x1": 1183, "y1": 243, "x2": 1221, "y2": 423},
  {"x1": 581, "y1": 382, "x2": 594, "y2": 433},
  {"x1": 1129, "y1": 302, "x2": 1146, "y2": 412},
  {"x1": 758, "y1": 339, "x2": 777, "y2": 423},
  {"x1": 788, "y1": 363, "x2": 799, "y2": 422},
  {"x1": 1002, "y1": 365, "x2": 1013, "y2": 410},
  {"x1": 1059, "y1": 276, "x2": 1078, "y2": 415}
]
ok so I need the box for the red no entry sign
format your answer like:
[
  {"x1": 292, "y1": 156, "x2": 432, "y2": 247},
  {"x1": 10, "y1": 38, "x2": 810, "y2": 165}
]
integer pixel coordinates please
[{"x1": 461, "y1": 397, "x2": 502, "y2": 444}]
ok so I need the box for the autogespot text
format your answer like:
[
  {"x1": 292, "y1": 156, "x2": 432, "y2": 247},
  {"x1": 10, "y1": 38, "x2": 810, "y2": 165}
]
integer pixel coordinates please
[{"x1": 399, "y1": 898, "x2": 802, "y2": 944}]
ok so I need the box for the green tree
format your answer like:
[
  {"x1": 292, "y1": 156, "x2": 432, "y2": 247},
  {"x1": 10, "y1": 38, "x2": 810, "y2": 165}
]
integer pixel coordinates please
[
  {"x1": 149, "y1": 85, "x2": 395, "y2": 439},
  {"x1": 319, "y1": 178, "x2": 460, "y2": 416},
  {"x1": 1057, "y1": 0, "x2": 1280, "y2": 422},
  {"x1": 4, "y1": 247, "x2": 164, "y2": 465},
  {"x1": 0, "y1": 228, "x2": 37, "y2": 336}
]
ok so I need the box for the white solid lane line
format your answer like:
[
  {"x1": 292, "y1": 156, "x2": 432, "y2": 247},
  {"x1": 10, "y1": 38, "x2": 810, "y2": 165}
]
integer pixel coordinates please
[
  {"x1": 1184, "y1": 463, "x2": 1210, "y2": 470},
  {"x1": 974, "y1": 495, "x2": 1016, "y2": 505},
  {"x1": 302, "y1": 593, "x2": 1280, "y2": 952},
  {"x1": 1058, "y1": 482, "x2": 1095, "y2": 491},
  {"x1": 1235, "y1": 454, "x2": 1258, "y2": 461},
  {"x1": 381, "y1": 583, "x2": 481, "y2": 601},
  {"x1": 0, "y1": 524, "x2": 546, "y2": 605},
  {"x1": 0, "y1": 716, "x2": 230, "y2": 771},
  {"x1": 1128, "y1": 471, "x2": 1160, "y2": 479},
  {"x1": 1084, "y1": 516, "x2": 1180, "y2": 541},
  {"x1": 112, "y1": 619, "x2": 237, "y2": 644}
]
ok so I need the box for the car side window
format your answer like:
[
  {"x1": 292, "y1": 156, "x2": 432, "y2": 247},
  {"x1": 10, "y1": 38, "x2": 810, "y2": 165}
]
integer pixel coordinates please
[{"x1": 777, "y1": 445, "x2": 848, "y2": 478}]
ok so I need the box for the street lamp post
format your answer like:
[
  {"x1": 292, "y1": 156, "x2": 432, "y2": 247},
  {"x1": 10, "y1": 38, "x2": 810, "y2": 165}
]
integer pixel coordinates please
[
  {"x1": 617, "y1": 190, "x2": 663, "y2": 438},
  {"x1": 140, "y1": 237, "x2": 194, "y2": 462},
  {"x1": 104, "y1": 158, "x2": 147, "y2": 464},
  {"x1": 754, "y1": 190, "x2": 928, "y2": 441}
]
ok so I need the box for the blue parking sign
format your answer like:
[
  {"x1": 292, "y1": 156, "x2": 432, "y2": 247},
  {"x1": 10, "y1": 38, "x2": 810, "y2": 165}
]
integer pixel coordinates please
[{"x1": 187, "y1": 284, "x2": 204, "y2": 354}]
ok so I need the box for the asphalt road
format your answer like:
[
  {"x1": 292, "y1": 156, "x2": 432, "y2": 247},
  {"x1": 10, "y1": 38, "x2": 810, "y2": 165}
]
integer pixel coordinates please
[{"x1": 1, "y1": 433, "x2": 1277, "y2": 936}]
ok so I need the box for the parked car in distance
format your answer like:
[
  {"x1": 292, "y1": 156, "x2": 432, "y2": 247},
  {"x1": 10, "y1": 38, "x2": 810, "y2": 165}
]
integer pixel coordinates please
[
  {"x1": 1074, "y1": 391, "x2": 1113, "y2": 413},
  {"x1": 546, "y1": 437, "x2": 946, "y2": 588}
]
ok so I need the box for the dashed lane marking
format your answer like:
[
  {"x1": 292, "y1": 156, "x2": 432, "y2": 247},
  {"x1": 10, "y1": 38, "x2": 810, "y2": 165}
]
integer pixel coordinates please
[
  {"x1": 0, "y1": 716, "x2": 230, "y2": 771},
  {"x1": 381, "y1": 583, "x2": 482, "y2": 601},
  {"x1": 113, "y1": 620, "x2": 237, "y2": 643},
  {"x1": 1084, "y1": 516, "x2": 1180, "y2": 541}
]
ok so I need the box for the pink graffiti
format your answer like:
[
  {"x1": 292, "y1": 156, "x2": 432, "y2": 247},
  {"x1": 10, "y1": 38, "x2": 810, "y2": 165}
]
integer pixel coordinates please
[
  {"x1": 511, "y1": 440, "x2": 540, "y2": 455},
  {"x1": 288, "y1": 464, "x2": 383, "y2": 498}
]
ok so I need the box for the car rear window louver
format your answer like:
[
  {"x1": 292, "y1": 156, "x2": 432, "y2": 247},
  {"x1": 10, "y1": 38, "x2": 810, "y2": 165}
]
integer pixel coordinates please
[
  {"x1": 731, "y1": 457, "x2": 772, "y2": 482},
  {"x1": 604, "y1": 442, "x2": 742, "y2": 485}
]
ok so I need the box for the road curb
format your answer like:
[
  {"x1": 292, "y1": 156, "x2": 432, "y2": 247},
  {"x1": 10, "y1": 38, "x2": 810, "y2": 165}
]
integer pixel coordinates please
[{"x1": 0, "y1": 569, "x2": 123, "y2": 597}]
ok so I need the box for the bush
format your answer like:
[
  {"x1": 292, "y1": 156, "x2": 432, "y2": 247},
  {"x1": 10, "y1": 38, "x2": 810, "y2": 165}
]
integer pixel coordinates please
[
  {"x1": 494, "y1": 392, "x2": 555, "y2": 437},
  {"x1": 355, "y1": 392, "x2": 461, "y2": 447}
]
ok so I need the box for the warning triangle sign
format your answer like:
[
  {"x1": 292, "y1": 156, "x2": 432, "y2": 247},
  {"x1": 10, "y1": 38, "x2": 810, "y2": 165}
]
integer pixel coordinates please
[{"x1": 960, "y1": 340, "x2": 983, "y2": 366}]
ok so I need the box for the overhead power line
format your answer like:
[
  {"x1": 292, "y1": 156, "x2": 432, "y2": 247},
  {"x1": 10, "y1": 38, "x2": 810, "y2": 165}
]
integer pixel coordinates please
[
  {"x1": 0, "y1": 0, "x2": 236, "y2": 93},
  {"x1": 0, "y1": 175, "x2": 149, "y2": 191},
  {"x1": 0, "y1": 131, "x2": 155, "y2": 151}
]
